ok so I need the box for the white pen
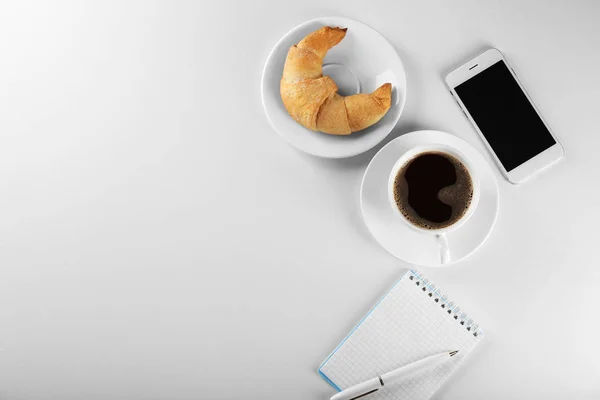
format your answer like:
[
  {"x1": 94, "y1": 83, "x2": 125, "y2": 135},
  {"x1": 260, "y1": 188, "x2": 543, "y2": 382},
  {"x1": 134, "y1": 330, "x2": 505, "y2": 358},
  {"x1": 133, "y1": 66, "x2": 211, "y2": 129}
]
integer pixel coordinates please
[{"x1": 330, "y1": 350, "x2": 459, "y2": 400}]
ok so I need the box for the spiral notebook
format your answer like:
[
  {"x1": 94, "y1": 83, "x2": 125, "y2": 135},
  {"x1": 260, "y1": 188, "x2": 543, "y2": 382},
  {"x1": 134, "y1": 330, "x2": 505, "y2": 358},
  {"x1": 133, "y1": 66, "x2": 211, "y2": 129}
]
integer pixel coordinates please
[{"x1": 319, "y1": 270, "x2": 483, "y2": 400}]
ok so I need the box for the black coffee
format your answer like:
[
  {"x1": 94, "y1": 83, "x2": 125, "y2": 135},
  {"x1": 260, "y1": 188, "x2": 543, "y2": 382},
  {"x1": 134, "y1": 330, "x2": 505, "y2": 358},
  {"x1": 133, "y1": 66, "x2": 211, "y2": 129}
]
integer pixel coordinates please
[{"x1": 393, "y1": 152, "x2": 473, "y2": 230}]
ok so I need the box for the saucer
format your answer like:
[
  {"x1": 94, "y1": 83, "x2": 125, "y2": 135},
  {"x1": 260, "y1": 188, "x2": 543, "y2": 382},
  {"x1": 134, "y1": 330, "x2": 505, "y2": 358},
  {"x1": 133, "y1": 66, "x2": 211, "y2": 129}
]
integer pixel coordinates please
[
  {"x1": 261, "y1": 17, "x2": 407, "y2": 158},
  {"x1": 361, "y1": 131, "x2": 499, "y2": 267}
]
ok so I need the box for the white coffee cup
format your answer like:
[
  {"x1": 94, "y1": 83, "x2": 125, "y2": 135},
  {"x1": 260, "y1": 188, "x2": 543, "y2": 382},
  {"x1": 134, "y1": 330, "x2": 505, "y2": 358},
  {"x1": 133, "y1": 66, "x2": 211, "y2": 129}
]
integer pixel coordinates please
[{"x1": 387, "y1": 144, "x2": 481, "y2": 264}]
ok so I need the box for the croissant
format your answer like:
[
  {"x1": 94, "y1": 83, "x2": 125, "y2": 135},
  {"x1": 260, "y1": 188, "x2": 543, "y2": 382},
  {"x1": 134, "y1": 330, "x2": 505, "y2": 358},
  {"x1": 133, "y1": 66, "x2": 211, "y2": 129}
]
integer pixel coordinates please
[{"x1": 280, "y1": 26, "x2": 392, "y2": 135}]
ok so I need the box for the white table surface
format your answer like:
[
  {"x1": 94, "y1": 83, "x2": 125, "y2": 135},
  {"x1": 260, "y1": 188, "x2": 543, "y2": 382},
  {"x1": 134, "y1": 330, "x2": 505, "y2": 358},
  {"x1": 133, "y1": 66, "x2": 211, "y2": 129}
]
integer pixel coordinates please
[{"x1": 1, "y1": 1, "x2": 599, "y2": 399}]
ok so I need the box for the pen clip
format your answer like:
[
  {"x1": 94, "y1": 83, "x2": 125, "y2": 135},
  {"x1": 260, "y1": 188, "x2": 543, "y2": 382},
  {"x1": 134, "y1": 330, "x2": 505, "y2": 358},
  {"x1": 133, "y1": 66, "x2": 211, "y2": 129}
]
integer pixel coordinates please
[{"x1": 349, "y1": 388, "x2": 379, "y2": 400}]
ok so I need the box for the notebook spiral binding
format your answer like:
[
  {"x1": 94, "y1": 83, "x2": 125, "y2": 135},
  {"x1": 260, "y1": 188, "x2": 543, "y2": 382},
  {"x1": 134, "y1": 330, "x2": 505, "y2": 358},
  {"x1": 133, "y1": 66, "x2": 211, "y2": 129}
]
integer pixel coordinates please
[{"x1": 409, "y1": 270, "x2": 483, "y2": 338}]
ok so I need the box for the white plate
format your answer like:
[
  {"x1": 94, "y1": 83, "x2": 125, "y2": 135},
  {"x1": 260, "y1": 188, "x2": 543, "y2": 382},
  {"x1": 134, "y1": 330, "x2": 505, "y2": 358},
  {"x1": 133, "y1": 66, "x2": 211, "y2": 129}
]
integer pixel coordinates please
[
  {"x1": 261, "y1": 17, "x2": 407, "y2": 158},
  {"x1": 361, "y1": 131, "x2": 500, "y2": 267}
]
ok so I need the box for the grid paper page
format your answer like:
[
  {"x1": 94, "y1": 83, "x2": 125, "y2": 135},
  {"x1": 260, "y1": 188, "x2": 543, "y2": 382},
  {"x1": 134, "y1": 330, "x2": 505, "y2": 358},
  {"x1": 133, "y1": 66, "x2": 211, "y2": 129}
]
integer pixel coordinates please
[{"x1": 319, "y1": 271, "x2": 482, "y2": 400}]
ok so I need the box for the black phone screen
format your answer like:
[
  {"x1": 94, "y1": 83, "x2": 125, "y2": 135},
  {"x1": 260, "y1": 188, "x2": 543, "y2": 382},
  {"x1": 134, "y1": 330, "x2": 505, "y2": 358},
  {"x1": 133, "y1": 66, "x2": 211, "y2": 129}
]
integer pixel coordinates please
[{"x1": 454, "y1": 60, "x2": 556, "y2": 172}]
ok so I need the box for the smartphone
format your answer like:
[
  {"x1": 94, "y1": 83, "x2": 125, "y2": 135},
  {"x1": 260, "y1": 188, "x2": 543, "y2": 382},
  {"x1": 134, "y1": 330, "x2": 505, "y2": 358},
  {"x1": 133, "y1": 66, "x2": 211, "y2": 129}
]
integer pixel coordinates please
[{"x1": 446, "y1": 48, "x2": 563, "y2": 184}]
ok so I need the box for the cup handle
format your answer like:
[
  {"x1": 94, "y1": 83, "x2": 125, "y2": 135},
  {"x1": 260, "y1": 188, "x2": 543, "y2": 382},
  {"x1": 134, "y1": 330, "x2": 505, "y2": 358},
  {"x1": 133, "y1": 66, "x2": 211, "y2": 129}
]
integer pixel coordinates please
[{"x1": 436, "y1": 233, "x2": 450, "y2": 264}]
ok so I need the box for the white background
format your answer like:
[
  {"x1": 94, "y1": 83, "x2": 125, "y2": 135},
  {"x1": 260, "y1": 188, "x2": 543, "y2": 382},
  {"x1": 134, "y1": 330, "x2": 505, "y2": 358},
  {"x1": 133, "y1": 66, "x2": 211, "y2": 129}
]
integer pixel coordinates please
[{"x1": 1, "y1": 1, "x2": 599, "y2": 399}]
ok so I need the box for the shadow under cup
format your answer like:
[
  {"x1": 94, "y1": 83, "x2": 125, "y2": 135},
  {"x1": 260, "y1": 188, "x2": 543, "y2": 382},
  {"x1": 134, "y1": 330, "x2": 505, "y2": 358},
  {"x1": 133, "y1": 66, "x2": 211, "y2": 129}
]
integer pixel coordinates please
[{"x1": 387, "y1": 145, "x2": 481, "y2": 264}]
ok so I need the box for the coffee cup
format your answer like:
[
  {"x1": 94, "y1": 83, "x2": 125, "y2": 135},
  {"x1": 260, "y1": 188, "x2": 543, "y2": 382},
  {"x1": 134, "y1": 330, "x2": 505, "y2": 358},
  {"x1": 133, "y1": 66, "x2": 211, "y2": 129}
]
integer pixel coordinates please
[{"x1": 387, "y1": 144, "x2": 481, "y2": 264}]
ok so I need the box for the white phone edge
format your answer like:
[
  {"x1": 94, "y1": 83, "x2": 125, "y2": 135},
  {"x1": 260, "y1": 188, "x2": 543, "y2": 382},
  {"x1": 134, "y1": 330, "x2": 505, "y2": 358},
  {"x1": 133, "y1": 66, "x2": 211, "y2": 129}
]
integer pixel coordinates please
[{"x1": 445, "y1": 48, "x2": 564, "y2": 184}]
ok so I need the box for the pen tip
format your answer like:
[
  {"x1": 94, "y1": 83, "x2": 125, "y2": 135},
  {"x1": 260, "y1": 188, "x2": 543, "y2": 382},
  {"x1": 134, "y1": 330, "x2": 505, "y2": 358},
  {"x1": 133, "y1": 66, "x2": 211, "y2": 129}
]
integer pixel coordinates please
[{"x1": 449, "y1": 350, "x2": 459, "y2": 357}]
